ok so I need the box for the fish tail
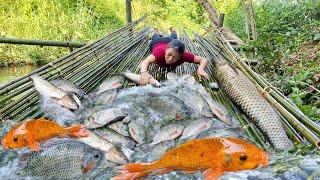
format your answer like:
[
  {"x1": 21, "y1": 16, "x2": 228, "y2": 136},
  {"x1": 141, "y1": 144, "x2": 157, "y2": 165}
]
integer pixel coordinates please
[
  {"x1": 112, "y1": 163, "x2": 154, "y2": 180},
  {"x1": 65, "y1": 125, "x2": 89, "y2": 138}
]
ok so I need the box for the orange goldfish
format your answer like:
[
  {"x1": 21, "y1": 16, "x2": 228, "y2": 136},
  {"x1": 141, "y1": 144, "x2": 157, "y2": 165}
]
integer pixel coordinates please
[
  {"x1": 112, "y1": 137, "x2": 269, "y2": 180},
  {"x1": 1, "y1": 118, "x2": 88, "y2": 151}
]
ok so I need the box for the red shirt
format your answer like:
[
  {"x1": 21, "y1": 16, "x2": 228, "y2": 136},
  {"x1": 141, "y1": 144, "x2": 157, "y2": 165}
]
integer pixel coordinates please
[{"x1": 151, "y1": 42, "x2": 195, "y2": 68}]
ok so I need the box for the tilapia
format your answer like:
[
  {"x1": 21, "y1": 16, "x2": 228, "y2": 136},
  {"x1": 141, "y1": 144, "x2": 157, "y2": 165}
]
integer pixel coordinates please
[
  {"x1": 173, "y1": 87, "x2": 213, "y2": 118},
  {"x1": 85, "y1": 108, "x2": 127, "y2": 129},
  {"x1": 40, "y1": 97, "x2": 78, "y2": 126},
  {"x1": 128, "y1": 121, "x2": 146, "y2": 145},
  {"x1": 94, "y1": 128, "x2": 136, "y2": 150},
  {"x1": 122, "y1": 70, "x2": 161, "y2": 87},
  {"x1": 51, "y1": 79, "x2": 85, "y2": 97},
  {"x1": 84, "y1": 89, "x2": 118, "y2": 107},
  {"x1": 96, "y1": 76, "x2": 124, "y2": 94},
  {"x1": 213, "y1": 59, "x2": 292, "y2": 150},
  {"x1": 150, "y1": 124, "x2": 184, "y2": 146},
  {"x1": 18, "y1": 140, "x2": 103, "y2": 178},
  {"x1": 112, "y1": 93, "x2": 191, "y2": 126},
  {"x1": 195, "y1": 85, "x2": 232, "y2": 125},
  {"x1": 79, "y1": 130, "x2": 127, "y2": 164},
  {"x1": 109, "y1": 121, "x2": 130, "y2": 137},
  {"x1": 180, "y1": 119, "x2": 213, "y2": 139},
  {"x1": 30, "y1": 75, "x2": 79, "y2": 110}
]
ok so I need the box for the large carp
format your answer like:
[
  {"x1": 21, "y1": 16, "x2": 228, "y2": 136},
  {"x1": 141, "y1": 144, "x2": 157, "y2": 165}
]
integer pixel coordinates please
[{"x1": 213, "y1": 59, "x2": 292, "y2": 150}]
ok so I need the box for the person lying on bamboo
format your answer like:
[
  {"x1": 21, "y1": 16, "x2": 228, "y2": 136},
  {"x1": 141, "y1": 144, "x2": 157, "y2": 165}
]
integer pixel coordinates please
[{"x1": 139, "y1": 28, "x2": 209, "y2": 85}]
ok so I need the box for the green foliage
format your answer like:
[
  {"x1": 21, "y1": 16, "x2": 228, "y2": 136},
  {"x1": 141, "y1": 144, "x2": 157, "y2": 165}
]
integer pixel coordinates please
[
  {"x1": 250, "y1": 0, "x2": 320, "y2": 70},
  {"x1": 274, "y1": 66, "x2": 320, "y2": 120},
  {"x1": 0, "y1": 0, "x2": 126, "y2": 65}
]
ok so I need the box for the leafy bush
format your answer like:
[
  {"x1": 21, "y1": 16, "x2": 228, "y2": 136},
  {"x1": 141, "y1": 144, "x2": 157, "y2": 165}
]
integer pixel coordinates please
[{"x1": 251, "y1": 0, "x2": 320, "y2": 70}]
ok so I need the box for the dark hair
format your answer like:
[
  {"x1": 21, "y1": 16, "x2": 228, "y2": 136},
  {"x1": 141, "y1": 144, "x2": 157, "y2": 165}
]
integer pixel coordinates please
[{"x1": 168, "y1": 39, "x2": 185, "y2": 54}]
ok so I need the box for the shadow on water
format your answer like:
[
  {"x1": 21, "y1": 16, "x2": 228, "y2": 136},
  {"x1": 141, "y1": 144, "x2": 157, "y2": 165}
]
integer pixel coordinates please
[{"x1": 0, "y1": 66, "x2": 38, "y2": 86}]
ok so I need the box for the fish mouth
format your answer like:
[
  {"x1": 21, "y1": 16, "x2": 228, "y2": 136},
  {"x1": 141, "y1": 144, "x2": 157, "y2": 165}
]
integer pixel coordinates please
[{"x1": 259, "y1": 151, "x2": 269, "y2": 167}]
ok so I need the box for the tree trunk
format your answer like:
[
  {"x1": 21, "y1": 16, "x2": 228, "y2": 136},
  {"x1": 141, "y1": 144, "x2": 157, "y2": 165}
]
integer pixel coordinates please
[
  {"x1": 248, "y1": 0, "x2": 257, "y2": 40},
  {"x1": 218, "y1": 13, "x2": 225, "y2": 28},
  {"x1": 197, "y1": 0, "x2": 244, "y2": 45},
  {"x1": 241, "y1": 0, "x2": 251, "y2": 40},
  {"x1": 196, "y1": 0, "x2": 219, "y2": 27},
  {"x1": 126, "y1": 0, "x2": 132, "y2": 24}
]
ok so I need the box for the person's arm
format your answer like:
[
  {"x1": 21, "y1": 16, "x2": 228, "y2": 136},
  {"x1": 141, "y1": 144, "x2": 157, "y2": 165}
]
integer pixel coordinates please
[
  {"x1": 140, "y1": 54, "x2": 157, "y2": 85},
  {"x1": 193, "y1": 56, "x2": 210, "y2": 79}
]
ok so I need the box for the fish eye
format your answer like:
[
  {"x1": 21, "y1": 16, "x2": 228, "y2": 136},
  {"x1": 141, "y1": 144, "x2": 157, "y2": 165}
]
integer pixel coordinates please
[
  {"x1": 239, "y1": 154, "x2": 247, "y2": 161},
  {"x1": 94, "y1": 154, "x2": 100, "y2": 158},
  {"x1": 13, "y1": 136, "x2": 18, "y2": 142}
]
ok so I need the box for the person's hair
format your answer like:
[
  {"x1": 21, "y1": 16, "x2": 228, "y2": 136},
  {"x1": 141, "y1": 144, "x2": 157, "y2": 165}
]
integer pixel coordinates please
[{"x1": 168, "y1": 39, "x2": 185, "y2": 54}]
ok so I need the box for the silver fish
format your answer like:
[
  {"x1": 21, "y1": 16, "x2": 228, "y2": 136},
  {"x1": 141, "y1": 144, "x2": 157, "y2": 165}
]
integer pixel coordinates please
[
  {"x1": 180, "y1": 119, "x2": 213, "y2": 139},
  {"x1": 78, "y1": 130, "x2": 127, "y2": 164},
  {"x1": 123, "y1": 70, "x2": 161, "y2": 87},
  {"x1": 195, "y1": 85, "x2": 232, "y2": 125},
  {"x1": 18, "y1": 140, "x2": 103, "y2": 178},
  {"x1": 174, "y1": 87, "x2": 213, "y2": 118},
  {"x1": 30, "y1": 74, "x2": 79, "y2": 110},
  {"x1": 51, "y1": 79, "x2": 85, "y2": 97},
  {"x1": 94, "y1": 128, "x2": 136, "y2": 150},
  {"x1": 109, "y1": 121, "x2": 130, "y2": 137},
  {"x1": 93, "y1": 89, "x2": 118, "y2": 105},
  {"x1": 150, "y1": 124, "x2": 184, "y2": 146},
  {"x1": 40, "y1": 97, "x2": 79, "y2": 126},
  {"x1": 128, "y1": 121, "x2": 146, "y2": 145},
  {"x1": 85, "y1": 108, "x2": 126, "y2": 129},
  {"x1": 96, "y1": 76, "x2": 124, "y2": 94}
]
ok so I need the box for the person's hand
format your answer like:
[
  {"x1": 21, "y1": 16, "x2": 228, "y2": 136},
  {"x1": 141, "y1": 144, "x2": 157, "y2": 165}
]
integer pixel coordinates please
[
  {"x1": 197, "y1": 68, "x2": 210, "y2": 80},
  {"x1": 140, "y1": 72, "x2": 153, "y2": 86}
]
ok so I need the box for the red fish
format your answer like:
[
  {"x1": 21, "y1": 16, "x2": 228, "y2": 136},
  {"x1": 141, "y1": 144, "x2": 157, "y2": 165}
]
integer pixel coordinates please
[
  {"x1": 2, "y1": 118, "x2": 88, "y2": 151},
  {"x1": 112, "y1": 137, "x2": 269, "y2": 180}
]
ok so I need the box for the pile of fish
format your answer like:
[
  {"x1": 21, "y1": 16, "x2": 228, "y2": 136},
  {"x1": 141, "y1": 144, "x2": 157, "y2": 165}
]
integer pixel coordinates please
[{"x1": 0, "y1": 71, "x2": 318, "y2": 179}]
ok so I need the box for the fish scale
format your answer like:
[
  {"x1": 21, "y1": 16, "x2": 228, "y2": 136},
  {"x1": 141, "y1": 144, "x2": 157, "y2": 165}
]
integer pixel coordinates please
[
  {"x1": 213, "y1": 59, "x2": 292, "y2": 150},
  {"x1": 18, "y1": 140, "x2": 103, "y2": 178}
]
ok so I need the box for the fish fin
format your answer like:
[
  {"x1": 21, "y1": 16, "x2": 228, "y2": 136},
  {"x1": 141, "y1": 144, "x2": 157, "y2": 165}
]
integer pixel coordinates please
[
  {"x1": 66, "y1": 125, "x2": 89, "y2": 138},
  {"x1": 28, "y1": 141, "x2": 41, "y2": 151},
  {"x1": 150, "y1": 168, "x2": 174, "y2": 176},
  {"x1": 169, "y1": 130, "x2": 179, "y2": 137},
  {"x1": 198, "y1": 124, "x2": 209, "y2": 131},
  {"x1": 203, "y1": 168, "x2": 224, "y2": 180},
  {"x1": 112, "y1": 82, "x2": 122, "y2": 89},
  {"x1": 182, "y1": 170, "x2": 198, "y2": 174},
  {"x1": 212, "y1": 109, "x2": 232, "y2": 126},
  {"x1": 116, "y1": 164, "x2": 145, "y2": 173}
]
